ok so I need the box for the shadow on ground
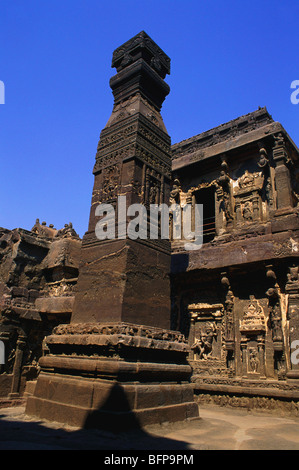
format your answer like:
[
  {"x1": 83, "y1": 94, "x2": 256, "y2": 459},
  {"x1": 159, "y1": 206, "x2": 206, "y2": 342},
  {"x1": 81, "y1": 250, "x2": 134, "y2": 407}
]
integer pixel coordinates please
[
  {"x1": 0, "y1": 383, "x2": 196, "y2": 450},
  {"x1": 2, "y1": 383, "x2": 299, "y2": 450},
  {"x1": 0, "y1": 409, "x2": 195, "y2": 450}
]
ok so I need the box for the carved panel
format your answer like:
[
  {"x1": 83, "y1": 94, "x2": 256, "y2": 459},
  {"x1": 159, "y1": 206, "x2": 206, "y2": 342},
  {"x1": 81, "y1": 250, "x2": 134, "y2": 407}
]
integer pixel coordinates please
[
  {"x1": 101, "y1": 164, "x2": 121, "y2": 202},
  {"x1": 188, "y1": 302, "x2": 224, "y2": 362},
  {"x1": 239, "y1": 298, "x2": 266, "y2": 334},
  {"x1": 239, "y1": 297, "x2": 266, "y2": 378}
]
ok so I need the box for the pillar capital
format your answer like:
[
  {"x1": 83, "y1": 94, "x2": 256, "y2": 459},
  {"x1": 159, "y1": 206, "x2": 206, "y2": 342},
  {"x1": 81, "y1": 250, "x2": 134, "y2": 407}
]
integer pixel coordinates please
[{"x1": 110, "y1": 31, "x2": 170, "y2": 110}]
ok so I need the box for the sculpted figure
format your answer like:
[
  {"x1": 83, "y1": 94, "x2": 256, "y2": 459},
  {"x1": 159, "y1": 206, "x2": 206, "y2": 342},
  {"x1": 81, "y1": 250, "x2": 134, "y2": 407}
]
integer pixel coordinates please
[
  {"x1": 243, "y1": 201, "x2": 253, "y2": 220},
  {"x1": 191, "y1": 322, "x2": 217, "y2": 359},
  {"x1": 170, "y1": 179, "x2": 181, "y2": 204},
  {"x1": 239, "y1": 170, "x2": 254, "y2": 188}
]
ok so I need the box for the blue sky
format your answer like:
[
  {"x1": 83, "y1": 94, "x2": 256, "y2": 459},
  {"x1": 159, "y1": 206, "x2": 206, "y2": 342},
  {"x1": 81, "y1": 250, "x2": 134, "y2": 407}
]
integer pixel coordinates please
[{"x1": 0, "y1": 0, "x2": 298, "y2": 237}]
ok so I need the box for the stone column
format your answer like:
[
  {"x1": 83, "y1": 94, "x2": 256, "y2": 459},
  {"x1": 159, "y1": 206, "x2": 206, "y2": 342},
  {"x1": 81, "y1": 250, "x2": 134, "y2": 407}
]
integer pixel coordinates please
[
  {"x1": 221, "y1": 272, "x2": 235, "y2": 358},
  {"x1": 286, "y1": 265, "x2": 299, "y2": 381},
  {"x1": 257, "y1": 336, "x2": 266, "y2": 378},
  {"x1": 272, "y1": 133, "x2": 293, "y2": 210},
  {"x1": 240, "y1": 338, "x2": 248, "y2": 377},
  {"x1": 235, "y1": 199, "x2": 242, "y2": 224},
  {"x1": 252, "y1": 192, "x2": 260, "y2": 221},
  {"x1": 26, "y1": 31, "x2": 199, "y2": 429},
  {"x1": 9, "y1": 335, "x2": 26, "y2": 398},
  {"x1": 189, "y1": 314, "x2": 196, "y2": 360},
  {"x1": 265, "y1": 265, "x2": 286, "y2": 378}
]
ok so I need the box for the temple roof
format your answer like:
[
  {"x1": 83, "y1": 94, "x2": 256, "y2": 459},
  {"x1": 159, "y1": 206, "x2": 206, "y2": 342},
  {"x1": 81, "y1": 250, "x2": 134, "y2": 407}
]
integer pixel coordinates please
[
  {"x1": 172, "y1": 107, "x2": 299, "y2": 170},
  {"x1": 172, "y1": 107, "x2": 273, "y2": 158}
]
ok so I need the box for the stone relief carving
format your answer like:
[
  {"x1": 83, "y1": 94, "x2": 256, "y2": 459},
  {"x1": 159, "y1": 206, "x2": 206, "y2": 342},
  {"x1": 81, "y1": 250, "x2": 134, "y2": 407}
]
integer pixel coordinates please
[
  {"x1": 257, "y1": 145, "x2": 274, "y2": 208},
  {"x1": 242, "y1": 201, "x2": 253, "y2": 221},
  {"x1": 45, "y1": 278, "x2": 77, "y2": 298},
  {"x1": 55, "y1": 222, "x2": 80, "y2": 239},
  {"x1": 191, "y1": 322, "x2": 217, "y2": 359},
  {"x1": 248, "y1": 347, "x2": 260, "y2": 373},
  {"x1": 188, "y1": 302, "x2": 224, "y2": 362},
  {"x1": 287, "y1": 264, "x2": 299, "y2": 284},
  {"x1": 216, "y1": 158, "x2": 233, "y2": 225},
  {"x1": 169, "y1": 179, "x2": 181, "y2": 205},
  {"x1": 266, "y1": 287, "x2": 283, "y2": 343},
  {"x1": 31, "y1": 219, "x2": 79, "y2": 240},
  {"x1": 102, "y1": 164, "x2": 120, "y2": 201},
  {"x1": 238, "y1": 170, "x2": 256, "y2": 189},
  {"x1": 171, "y1": 162, "x2": 275, "y2": 240},
  {"x1": 239, "y1": 298, "x2": 266, "y2": 333}
]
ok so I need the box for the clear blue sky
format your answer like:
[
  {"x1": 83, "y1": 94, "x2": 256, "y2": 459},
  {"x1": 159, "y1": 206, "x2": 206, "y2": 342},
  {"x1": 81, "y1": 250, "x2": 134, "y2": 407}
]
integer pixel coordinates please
[{"x1": 1, "y1": 0, "x2": 298, "y2": 237}]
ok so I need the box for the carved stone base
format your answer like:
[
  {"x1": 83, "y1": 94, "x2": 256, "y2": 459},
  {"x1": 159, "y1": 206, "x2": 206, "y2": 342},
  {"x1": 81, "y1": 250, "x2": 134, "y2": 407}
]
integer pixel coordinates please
[
  {"x1": 26, "y1": 375, "x2": 197, "y2": 429},
  {"x1": 25, "y1": 322, "x2": 199, "y2": 429}
]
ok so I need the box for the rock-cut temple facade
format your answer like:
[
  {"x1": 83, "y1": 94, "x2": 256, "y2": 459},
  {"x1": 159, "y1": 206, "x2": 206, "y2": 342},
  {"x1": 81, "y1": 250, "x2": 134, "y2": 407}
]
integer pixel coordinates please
[{"x1": 1, "y1": 31, "x2": 299, "y2": 423}]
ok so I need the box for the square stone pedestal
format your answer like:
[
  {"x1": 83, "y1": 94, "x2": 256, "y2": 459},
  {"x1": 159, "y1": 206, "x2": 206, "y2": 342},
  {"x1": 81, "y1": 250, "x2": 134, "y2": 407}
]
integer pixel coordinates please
[{"x1": 26, "y1": 322, "x2": 199, "y2": 429}]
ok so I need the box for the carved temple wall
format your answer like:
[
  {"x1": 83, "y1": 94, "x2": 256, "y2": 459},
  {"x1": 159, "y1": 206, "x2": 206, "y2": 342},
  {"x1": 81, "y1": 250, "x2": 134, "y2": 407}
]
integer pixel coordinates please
[
  {"x1": 1, "y1": 90, "x2": 299, "y2": 414},
  {"x1": 0, "y1": 221, "x2": 81, "y2": 398},
  {"x1": 170, "y1": 108, "x2": 299, "y2": 410}
]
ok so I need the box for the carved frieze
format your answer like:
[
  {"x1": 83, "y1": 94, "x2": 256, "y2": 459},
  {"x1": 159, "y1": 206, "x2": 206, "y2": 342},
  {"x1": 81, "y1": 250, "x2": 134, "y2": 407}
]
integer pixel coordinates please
[
  {"x1": 188, "y1": 302, "x2": 225, "y2": 363},
  {"x1": 102, "y1": 164, "x2": 120, "y2": 201},
  {"x1": 233, "y1": 170, "x2": 264, "y2": 224},
  {"x1": 239, "y1": 298, "x2": 266, "y2": 334},
  {"x1": 188, "y1": 302, "x2": 224, "y2": 320}
]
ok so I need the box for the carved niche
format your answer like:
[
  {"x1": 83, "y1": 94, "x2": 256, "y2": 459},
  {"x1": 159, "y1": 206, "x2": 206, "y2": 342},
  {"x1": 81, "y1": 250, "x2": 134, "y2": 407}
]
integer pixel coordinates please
[
  {"x1": 216, "y1": 158, "x2": 233, "y2": 230},
  {"x1": 239, "y1": 297, "x2": 266, "y2": 378},
  {"x1": 266, "y1": 286, "x2": 285, "y2": 377},
  {"x1": 101, "y1": 164, "x2": 121, "y2": 202},
  {"x1": 188, "y1": 302, "x2": 224, "y2": 361},
  {"x1": 144, "y1": 167, "x2": 163, "y2": 207},
  {"x1": 220, "y1": 272, "x2": 236, "y2": 373},
  {"x1": 233, "y1": 170, "x2": 264, "y2": 225}
]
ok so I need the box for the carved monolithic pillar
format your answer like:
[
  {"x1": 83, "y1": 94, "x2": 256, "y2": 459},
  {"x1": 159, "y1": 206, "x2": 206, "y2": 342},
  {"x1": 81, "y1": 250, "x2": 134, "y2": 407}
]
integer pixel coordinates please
[
  {"x1": 26, "y1": 31, "x2": 199, "y2": 428},
  {"x1": 286, "y1": 265, "x2": 299, "y2": 381},
  {"x1": 273, "y1": 133, "x2": 293, "y2": 209},
  {"x1": 9, "y1": 335, "x2": 26, "y2": 398}
]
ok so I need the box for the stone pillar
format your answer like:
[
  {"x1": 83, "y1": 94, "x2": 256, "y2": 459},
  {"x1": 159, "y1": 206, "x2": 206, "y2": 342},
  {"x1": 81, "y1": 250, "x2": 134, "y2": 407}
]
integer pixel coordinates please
[
  {"x1": 252, "y1": 193, "x2": 260, "y2": 221},
  {"x1": 257, "y1": 336, "x2": 266, "y2": 378},
  {"x1": 272, "y1": 133, "x2": 293, "y2": 210},
  {"x1": 26, "y1": 31, "x2": 199, "y2": 429},
  {"x1": 235, "y1": 199, "x2": 242, "y2": 224},
  {"x1": 9, "y1": 335, "x2": 26, "y2": 398},
  {"x1": 189, "y1": 314, "x2": 196, "y2": 360},
  {"x1": 240, "y1": 338, "x2": 248, "y2": 377},
  {"x1": 286, "y1": 265, "x2": 299, "y2": 381},
  {"x1": 265, "y1": 265, "x2": 286, "y2": 378}
]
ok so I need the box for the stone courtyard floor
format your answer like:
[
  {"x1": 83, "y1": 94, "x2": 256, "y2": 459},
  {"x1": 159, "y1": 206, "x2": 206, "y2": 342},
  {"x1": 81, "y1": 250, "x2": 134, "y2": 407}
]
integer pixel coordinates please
[{"x1": 0, "y1": 403, "x2": 299, "y2": 451}]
